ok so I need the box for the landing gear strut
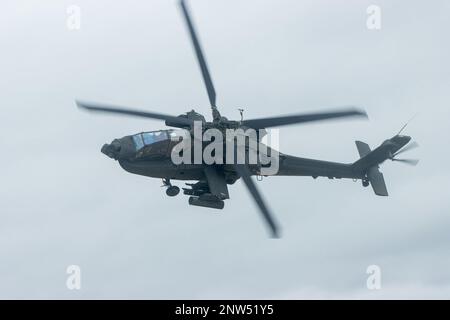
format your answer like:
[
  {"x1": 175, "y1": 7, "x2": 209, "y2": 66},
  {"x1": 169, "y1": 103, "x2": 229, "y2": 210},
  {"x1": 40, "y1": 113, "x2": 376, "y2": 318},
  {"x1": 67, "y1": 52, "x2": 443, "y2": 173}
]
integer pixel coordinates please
[{"x1": 162, "y1": 179, "x2": 180, "y2": 197}]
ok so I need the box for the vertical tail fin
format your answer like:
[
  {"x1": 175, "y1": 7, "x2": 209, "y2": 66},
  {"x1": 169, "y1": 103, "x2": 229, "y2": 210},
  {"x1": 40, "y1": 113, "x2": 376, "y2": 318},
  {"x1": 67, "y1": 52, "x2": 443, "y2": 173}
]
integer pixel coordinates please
[
  {"x1": 366, "y1": 166, "x2": 388, "y2": 196},
  {"x1": 354, "y1": 141, "x2": 389, "y2": 196},
  {"x1": 355, "y1": 141, "x2": 371, "y2": 157}
]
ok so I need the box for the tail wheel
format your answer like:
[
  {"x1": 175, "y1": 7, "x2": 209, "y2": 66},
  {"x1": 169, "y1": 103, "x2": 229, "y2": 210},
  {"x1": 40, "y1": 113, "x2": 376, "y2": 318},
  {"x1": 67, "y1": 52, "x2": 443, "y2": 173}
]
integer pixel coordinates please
[{"x1": 362, "y1": 178, "x2": 370, "y2": 187}]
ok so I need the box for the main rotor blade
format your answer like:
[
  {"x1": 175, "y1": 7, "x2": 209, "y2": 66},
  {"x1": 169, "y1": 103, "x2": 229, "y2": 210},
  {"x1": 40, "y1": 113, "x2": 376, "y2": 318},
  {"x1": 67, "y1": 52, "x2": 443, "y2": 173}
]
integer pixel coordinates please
[
  {"x1": 393, "y1": 141, "x2": 419, "y2": 156},
  {"x1": 241, "y1": 107, "x2": 368, "y2": 129},
  {"x1": 234, "y1": 164, "x2": 280, "y2": 238},
  {"x1": 179, "y1": 0, "x2": 217, "y2": 108},
  {"x1": 76, "y1": 100, "x2": 193, "y2": 127},
  {"x1": 392, "y1": 158, "x2": 419, "y2": 166}
]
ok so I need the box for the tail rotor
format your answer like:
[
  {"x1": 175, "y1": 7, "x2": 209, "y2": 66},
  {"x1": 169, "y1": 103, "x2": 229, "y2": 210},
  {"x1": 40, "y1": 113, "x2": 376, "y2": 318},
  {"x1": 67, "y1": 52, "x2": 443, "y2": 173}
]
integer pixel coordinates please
[{"x1": 389, "y1": 141, "x2": 419, "y2": 166}]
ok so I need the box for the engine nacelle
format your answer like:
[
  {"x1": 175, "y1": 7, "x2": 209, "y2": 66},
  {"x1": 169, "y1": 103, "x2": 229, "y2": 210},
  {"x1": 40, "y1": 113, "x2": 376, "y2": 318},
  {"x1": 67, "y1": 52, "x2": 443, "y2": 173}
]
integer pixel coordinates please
[{"x1": 165, "y1": 110, "x2": 206, "y2": 128}]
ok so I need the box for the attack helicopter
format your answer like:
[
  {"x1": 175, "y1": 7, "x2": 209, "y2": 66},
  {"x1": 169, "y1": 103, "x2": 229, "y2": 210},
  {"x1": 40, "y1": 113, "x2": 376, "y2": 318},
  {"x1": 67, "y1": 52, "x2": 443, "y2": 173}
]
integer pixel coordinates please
[{"x1": 77, "y1": 0, "x2": 418, "y2": 237}]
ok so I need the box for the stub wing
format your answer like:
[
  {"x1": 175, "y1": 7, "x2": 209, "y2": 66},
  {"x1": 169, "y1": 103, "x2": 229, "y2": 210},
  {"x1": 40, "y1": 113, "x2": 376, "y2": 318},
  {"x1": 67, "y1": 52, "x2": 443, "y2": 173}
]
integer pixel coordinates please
[{"x1": 203, "y1": 166, "x2": 229, "y2": 200}]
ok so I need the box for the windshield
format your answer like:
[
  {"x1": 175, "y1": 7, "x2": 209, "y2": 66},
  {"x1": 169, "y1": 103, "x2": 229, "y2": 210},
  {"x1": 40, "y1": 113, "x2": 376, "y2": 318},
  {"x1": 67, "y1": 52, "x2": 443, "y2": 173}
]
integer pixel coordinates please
[{"x1": 132, "y1": 130, "x2": 171, "y2": 151}]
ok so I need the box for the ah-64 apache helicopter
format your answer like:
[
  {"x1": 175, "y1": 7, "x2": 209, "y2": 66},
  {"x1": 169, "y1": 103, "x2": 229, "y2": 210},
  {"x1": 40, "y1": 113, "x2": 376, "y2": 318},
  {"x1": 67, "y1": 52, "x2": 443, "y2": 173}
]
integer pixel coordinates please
[{"x1": 77, "y1": 0, "x2": 418, "y2": 237}]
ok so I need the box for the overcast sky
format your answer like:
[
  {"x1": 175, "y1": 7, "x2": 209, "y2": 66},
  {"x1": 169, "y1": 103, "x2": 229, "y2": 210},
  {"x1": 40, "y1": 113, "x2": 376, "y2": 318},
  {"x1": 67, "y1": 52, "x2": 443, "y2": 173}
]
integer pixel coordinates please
[{"x1": 1, "y1": 0, "x2": 450, "y2": 299}]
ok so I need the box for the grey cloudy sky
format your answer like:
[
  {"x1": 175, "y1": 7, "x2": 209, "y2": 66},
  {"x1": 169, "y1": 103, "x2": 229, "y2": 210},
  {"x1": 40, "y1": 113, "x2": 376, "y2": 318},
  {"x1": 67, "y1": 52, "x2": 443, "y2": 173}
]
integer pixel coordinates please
[{"x1": 1, "y1": 0, "x2": 450, "y2": 299}]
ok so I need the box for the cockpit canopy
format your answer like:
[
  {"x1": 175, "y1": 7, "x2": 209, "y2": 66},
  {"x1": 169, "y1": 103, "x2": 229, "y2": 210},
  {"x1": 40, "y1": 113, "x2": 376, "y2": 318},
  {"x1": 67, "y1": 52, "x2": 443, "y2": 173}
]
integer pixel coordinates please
[{"x1": 131, "y1": 129, "x2": 185, "y2": 151}]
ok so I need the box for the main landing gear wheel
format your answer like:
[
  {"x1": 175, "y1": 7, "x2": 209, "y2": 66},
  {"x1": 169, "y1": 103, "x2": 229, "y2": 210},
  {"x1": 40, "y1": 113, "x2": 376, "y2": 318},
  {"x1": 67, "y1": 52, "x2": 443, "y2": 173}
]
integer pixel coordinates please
[
  {"x1": 162, "y1": 178, "x2": 180, "y2": 197},
  {"x1": 166, "y1": 186, "x2": 180, "y2": 197}
]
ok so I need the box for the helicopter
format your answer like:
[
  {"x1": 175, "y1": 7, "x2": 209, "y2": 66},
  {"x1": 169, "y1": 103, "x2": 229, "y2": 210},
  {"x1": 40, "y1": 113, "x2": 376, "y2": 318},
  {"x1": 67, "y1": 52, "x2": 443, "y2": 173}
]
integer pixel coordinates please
[{"x1": 77, "y1": 0, "x2": 418, "y2": 237}]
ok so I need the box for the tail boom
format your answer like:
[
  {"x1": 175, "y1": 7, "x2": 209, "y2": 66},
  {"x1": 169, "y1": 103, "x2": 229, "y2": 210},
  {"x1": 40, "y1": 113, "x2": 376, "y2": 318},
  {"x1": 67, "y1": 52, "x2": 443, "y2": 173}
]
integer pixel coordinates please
[{"x1": 273, "y1": 134, "x2": 413, "y2": 197}]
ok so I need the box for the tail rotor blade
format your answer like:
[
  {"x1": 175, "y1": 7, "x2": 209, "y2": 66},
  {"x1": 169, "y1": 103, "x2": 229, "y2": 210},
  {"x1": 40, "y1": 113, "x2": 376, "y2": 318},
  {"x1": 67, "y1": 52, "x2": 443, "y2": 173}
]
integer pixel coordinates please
[
  {"x1": 234, "y1": 164, "x2": 280, "y2": 238},
  {"x1": 392, "y1": 158, "x2": 419, "y2": 166},
  {"x1": 393, "y1": 141, "x2": 419, "y2": 157}
]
